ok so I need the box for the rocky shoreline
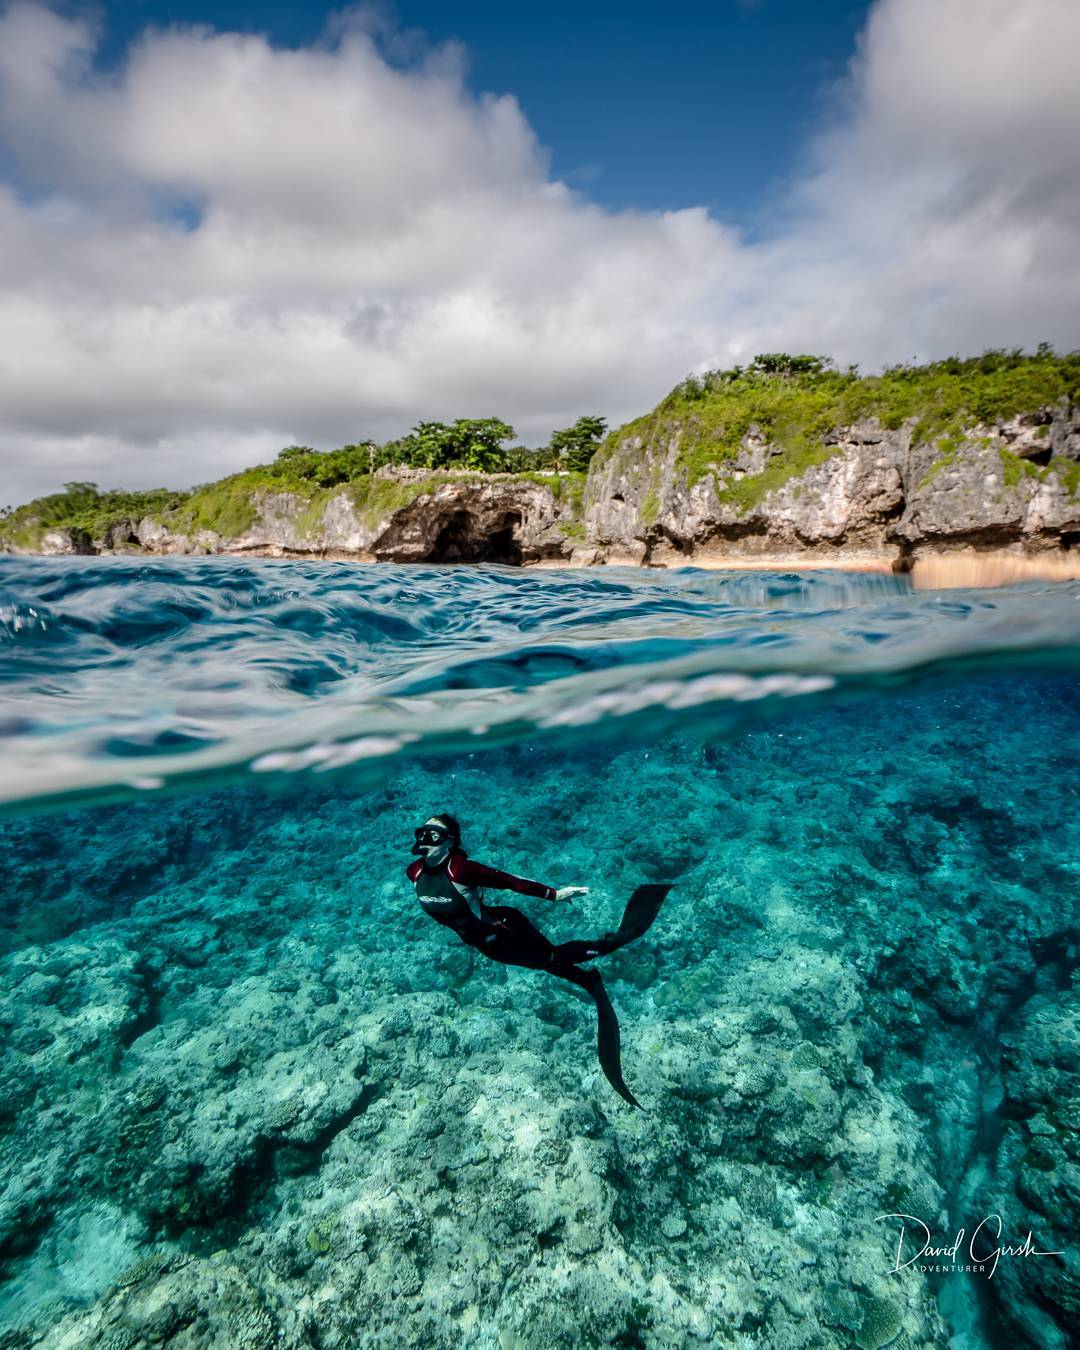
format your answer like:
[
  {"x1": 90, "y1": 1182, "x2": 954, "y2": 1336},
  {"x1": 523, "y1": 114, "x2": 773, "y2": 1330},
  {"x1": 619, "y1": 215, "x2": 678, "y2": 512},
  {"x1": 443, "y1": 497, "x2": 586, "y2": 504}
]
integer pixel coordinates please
[
  {"x1": 208, "y1": 551, "x2": 1080, "y2": 590},
  {"x1": 8, "y1": 397, "x2": 1080, "y2": 577},
  {"x1": 582, "y1": 402, "x2": 1080, "y2": 570},
  {"x1": 8, "y1": 378, "x2": 1080, "y2": 577}
]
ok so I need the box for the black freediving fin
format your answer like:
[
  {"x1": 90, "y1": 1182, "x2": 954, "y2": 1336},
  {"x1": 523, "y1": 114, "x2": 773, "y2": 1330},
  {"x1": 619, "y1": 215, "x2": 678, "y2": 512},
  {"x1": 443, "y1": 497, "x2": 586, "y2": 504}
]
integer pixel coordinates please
[
  {"x1": 584, "y1": 968, "x2": 641, "y2": 1108},
  {"x1": 555, "y1": 883, "x2": 673, "y2": 965},
  {"x1": 585, "y1": 884, "x2": 671, "y2": 1107},
  {"x1": 611, "y1": 883, "x2": 672, "y2": 946}
]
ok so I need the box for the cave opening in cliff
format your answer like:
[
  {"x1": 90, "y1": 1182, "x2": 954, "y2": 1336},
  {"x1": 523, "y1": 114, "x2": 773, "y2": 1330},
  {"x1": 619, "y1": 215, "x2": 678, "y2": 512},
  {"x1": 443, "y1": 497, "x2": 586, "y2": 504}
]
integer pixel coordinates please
[{"x1": 428, "y1": 510, "x2": 524, "y2": 565}]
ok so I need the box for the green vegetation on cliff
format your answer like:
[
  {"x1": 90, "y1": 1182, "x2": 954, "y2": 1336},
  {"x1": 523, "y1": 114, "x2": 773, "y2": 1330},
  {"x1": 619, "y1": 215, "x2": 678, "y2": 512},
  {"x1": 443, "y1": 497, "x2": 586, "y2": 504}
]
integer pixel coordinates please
[
  {"x1": 170, "y1": 419, "x2": 539, "y2": 538},
  {"x1": 598, "y1": 347, "x2": 1080, "y2": 512},
  {"x1": 3, "y1": 350, "x2": 1077, "y2": 549},
  {"x1": 0, "y1": 483, "x2": 188, "y2": 551},
  {"x1": 0, "y1": 416, "x2": 600, "y2": 548}
]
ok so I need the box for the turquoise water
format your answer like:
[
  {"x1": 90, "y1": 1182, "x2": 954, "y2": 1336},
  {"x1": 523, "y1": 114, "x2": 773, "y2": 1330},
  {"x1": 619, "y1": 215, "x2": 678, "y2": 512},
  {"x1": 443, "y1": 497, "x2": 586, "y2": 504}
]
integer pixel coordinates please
[{"x1": 0, "y1": 559, "x2": 1077, "y2": 1347}]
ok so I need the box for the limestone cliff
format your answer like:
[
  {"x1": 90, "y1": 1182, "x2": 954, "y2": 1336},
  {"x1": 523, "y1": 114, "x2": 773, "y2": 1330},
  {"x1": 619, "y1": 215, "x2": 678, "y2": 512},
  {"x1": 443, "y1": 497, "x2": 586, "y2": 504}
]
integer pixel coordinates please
[
  {"x1": 9, "y1": 355, "x2": 1080, "y2": 569},
  {"x1": 33, "y1": 471, "x2": 581, "y2": 566},
  {"x1": 583, "y1": 400, "x2": 1080, "y2": 568}
]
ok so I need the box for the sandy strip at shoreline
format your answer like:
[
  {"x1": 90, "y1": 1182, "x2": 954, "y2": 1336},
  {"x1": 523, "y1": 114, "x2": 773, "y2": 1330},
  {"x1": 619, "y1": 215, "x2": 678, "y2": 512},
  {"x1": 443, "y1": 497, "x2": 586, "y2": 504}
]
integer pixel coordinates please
[
  {"x1": 536, "y1": 550, "x2": 1080, "y2": 587},
  {"x1": 907, "y1": 552, "x2": 1080, "y2": 588},
  {"x1": 219, "y1": 547, "x2": 1080, "y2": 587}
]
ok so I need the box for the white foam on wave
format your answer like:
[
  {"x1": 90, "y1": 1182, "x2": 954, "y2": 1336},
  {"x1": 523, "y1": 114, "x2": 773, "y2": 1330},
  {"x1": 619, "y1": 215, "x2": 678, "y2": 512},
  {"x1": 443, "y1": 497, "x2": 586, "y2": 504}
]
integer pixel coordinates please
[
  {"x1": 538, "y1": 672, "x2": 837, "y2": 727},
  {"x1": 1, "y1": 558, "x2": 1078, "y2": 811}
]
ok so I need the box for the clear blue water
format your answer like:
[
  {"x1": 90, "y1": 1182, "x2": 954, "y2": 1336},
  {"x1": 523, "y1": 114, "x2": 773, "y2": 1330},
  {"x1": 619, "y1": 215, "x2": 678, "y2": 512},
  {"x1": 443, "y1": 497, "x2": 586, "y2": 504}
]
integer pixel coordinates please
[{"x1": 0, "y1": 559, "x2": 1077, "y2": 1348}]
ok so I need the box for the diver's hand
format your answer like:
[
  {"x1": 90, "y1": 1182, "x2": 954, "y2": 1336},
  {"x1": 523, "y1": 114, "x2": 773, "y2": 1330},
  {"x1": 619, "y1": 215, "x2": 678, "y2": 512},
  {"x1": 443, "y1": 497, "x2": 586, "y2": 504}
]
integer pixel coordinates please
[{"x1": 554, "y1": 886, "x2": 589, "y2": 904}]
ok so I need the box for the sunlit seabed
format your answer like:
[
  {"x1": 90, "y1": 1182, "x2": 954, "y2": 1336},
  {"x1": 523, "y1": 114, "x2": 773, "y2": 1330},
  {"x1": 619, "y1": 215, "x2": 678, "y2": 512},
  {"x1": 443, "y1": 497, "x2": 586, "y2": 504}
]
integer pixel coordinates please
[{"x1": 0, "y1": 559, "x2": 1077, "y2": 1348}]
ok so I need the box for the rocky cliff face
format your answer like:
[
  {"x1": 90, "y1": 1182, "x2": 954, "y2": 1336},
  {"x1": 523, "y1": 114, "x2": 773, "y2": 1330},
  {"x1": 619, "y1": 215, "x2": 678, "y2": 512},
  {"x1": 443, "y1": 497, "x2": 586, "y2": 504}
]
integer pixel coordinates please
[
  {"x1": 584, "y1": 400, "x2": 1080, "y2": 568},
  {"x1": 18, "y1": 402, "x2": 1080, "y2": 569},
  {"x1": 36, "y1": 472, "x2": 579, "y2": 565}
]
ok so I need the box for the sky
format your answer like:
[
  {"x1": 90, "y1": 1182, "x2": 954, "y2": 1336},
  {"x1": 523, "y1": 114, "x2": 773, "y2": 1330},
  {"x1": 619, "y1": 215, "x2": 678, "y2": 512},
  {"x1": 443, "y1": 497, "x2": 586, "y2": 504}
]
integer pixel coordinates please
[
  {"x1": 99, "y1": 0, "x2": 873, "y2": 224},
  {"x1": 1, "y1": 0, "x2": 1079, "y2": 501}
]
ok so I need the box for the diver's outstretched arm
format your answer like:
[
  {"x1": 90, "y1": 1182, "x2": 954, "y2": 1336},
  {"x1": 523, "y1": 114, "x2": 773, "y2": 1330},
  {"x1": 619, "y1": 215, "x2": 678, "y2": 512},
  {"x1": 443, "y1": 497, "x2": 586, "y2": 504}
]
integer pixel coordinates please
[
  {"x1": 451, "y1": 855, "x2": 588, "y2": 905},
  {"x1": 553, "y1": 885, "x2": 589, "y2": 904},
  {"x1": 451, "y1": 855, "x2": 557, "y2": 901}
]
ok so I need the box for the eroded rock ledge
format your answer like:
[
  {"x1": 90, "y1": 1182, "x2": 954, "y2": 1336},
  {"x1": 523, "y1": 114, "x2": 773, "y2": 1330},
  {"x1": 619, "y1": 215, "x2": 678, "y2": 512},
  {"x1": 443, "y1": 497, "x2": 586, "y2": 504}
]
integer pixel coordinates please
[{"x1": 37, "y1": 473, "x2": 578, "y2": 567}]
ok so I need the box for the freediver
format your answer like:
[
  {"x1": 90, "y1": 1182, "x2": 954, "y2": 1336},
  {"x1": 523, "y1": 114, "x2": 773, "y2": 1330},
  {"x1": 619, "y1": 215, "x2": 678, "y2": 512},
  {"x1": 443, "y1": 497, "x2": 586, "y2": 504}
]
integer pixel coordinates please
[{"x1": 407, "y1": 814, "x2": 671, "y2": 1108}]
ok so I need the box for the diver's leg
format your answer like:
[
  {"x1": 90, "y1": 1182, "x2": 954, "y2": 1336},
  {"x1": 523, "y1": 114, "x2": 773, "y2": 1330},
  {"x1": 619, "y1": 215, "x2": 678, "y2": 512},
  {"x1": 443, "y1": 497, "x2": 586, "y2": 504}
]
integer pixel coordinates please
[
  {"x1": 481, "y1": 904, "x2": 554, "y2": 947},
  {"x1": 464, "y1": 916, "x2": 641, "y2": 1107},
  {"x1": 470, "y1": 907, "x2": 558, "y2": 971}
]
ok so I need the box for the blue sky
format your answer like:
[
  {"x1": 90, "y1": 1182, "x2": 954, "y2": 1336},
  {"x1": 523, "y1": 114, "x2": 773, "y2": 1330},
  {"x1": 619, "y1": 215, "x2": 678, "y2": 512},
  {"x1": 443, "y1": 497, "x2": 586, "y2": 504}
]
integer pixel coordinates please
[
  {"x1": 103, "y1": 0, "x2": 871, "y2": 226},
  {"x1": 1, "y1": 0, "x2": 1078, "y2": 499}
]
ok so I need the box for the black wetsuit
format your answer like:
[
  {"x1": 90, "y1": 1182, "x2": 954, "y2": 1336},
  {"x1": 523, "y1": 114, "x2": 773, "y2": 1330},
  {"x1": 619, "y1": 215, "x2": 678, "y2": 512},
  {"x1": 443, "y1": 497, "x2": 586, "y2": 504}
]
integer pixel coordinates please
[{"x1": 408, "y1": 849, "x2": 670, "y2": 1107}]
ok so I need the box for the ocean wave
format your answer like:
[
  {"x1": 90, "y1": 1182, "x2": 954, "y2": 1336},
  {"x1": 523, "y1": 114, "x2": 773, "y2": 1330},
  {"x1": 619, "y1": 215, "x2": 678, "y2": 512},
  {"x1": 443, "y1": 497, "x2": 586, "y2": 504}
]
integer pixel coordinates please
[{"x1": 2, "y1": 556, "x2": 1079, "y2": 812}]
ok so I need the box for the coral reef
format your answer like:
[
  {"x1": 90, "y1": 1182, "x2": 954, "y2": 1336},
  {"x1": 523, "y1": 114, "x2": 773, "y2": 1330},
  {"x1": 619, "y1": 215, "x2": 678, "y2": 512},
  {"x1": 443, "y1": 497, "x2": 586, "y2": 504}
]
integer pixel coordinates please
[
  {"x1": 972, "y1": 985, "x2": 1079, "y2": 1348},
  {"x1": 1, "y1": 672, "x2": 1077, "y2": 1346}
]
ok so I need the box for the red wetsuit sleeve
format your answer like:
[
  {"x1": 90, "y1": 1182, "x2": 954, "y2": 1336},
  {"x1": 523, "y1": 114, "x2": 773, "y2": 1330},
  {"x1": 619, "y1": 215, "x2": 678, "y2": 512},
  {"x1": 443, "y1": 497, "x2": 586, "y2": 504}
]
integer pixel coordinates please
[{"x1": 451, "y1": 855, "x2": 556, "y2": 901}]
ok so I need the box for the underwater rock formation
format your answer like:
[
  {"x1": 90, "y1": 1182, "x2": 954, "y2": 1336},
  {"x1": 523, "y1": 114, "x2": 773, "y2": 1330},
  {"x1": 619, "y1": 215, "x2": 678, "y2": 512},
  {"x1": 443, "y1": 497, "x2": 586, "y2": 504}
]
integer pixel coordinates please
[{"x1": 974, "y1": 982, "x2": 1079, "y2": 1349}]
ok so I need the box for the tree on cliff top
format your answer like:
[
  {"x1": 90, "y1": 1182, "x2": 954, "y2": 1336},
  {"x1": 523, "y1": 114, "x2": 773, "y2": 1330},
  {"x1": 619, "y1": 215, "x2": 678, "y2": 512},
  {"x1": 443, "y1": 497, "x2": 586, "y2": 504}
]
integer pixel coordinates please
[
  {"x1": 545, "y1": 415, "x2": 607, "y2": 472},
  {"x1": 383, "y1": 418, "x2": 517, "y2": 472},
  {"x1": 274, "y1": 443, "x2": 376, "y2": 486},
  {"x1": 749, "y1": 354, "x2": 831, "y2": 378}
]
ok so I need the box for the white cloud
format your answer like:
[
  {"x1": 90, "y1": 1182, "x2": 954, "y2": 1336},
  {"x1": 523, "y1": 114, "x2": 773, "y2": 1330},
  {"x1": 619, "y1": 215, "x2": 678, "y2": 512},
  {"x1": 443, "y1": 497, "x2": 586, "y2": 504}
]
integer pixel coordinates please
[
  {"x1": 735, "y1": 0, "x2": 1080, "y2": 365},
  {"x1": 0, "y1": 0, "x2": 1078, "y2": 502}
]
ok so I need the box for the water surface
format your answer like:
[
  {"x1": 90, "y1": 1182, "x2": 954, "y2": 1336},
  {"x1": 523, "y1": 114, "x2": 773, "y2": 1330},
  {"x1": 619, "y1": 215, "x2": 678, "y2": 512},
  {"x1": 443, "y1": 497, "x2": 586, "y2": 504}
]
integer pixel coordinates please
[{"x1": 0, "y1": 560, "x2": 1076, "y2": 1348}]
